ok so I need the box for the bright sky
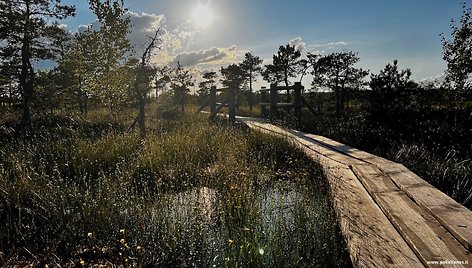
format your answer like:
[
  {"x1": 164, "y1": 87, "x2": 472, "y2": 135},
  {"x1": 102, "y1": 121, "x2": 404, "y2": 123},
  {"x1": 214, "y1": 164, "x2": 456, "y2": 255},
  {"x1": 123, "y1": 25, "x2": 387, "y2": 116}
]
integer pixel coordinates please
[{"x1": 61, "y1": 0, "x2": 469, "y2": 82}]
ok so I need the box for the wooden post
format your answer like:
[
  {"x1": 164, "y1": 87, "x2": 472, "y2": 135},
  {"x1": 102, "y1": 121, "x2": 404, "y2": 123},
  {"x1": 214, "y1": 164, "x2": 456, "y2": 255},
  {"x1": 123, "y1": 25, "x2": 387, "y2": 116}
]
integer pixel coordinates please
[
  {"x1": 270, "y1": 83, "x2": 278, "y2": 121},
  {"x1": 294, "y1": 82, "x2": 302, "y2": 125},
  {"x1": 228, "y1": 85, "x2": 236, "y2": 124},
  {"x1": 210, "y1": 85, "x2": 216, "y2": 118},
  {"x1": 260, "y1": 86, "x2": 267, "y2": 117}
]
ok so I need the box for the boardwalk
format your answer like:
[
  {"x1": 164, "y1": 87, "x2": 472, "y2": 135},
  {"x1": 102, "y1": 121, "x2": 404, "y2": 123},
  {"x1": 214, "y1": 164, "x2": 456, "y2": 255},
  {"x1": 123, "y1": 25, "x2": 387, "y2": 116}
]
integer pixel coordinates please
[{"x1": 237, "y1": 116, "x2": 472, "y2": 268}]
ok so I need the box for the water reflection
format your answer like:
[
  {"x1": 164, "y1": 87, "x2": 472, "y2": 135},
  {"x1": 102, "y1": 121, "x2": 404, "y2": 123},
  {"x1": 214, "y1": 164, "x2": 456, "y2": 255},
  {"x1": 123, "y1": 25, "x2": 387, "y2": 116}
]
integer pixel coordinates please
[
  {"x1": 149, "y1": 181, "x2": 343, "y2": 267},
  {"x1": 161, "y1": 182, "x2": 320, "y2": 232}
]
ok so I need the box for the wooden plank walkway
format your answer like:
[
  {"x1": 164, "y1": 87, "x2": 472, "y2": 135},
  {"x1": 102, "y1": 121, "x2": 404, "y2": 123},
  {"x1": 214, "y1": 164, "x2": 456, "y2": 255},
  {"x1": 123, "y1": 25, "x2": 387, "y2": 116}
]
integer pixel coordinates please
[{"x1": 236, "y1": 116, "x2": 472, "y2": 268}]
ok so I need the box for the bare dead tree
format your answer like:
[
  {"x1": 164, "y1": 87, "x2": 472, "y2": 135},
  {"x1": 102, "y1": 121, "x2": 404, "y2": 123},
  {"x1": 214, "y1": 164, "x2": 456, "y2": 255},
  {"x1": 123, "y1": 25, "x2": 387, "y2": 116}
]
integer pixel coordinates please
[{"x1": 132, "y1": 27, "x2": 162, "y2": 139}]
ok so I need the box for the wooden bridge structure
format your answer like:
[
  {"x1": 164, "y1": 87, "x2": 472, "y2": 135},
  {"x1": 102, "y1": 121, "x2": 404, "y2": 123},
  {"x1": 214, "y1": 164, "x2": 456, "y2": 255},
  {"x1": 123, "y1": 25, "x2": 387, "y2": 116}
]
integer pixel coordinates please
[
  {"x1": 259, "y1": 82, "x2": 317, "y2": 123},
  {"x1": 198, "y1": 84, "x2": 472, "y2": 266},
  {"x1": 197, "y1": 85, "x2": 237, "y2": 124},
  {"x1": 197, "y1": 82, "x2": 317, "y2": 125},
  {"x1": 236, "y1": 116, "x2": 472, "y2": 267}
]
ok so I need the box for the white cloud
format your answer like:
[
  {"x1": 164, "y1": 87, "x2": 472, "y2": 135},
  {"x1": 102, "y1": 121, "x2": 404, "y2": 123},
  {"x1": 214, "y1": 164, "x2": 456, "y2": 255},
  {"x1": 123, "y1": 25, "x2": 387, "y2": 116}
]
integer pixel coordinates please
[
  {"x1": 72, "y1": 11, "x2": 247, "y2": 81},
  {"x1": 289, "y1": 37, "x2": 306, "y2": 52},
  {"x1": 78, "y1": 24, "x2": 93, "y2": 33},
  {"x1": 76, "y1": 11, "x2": 167, "y2": 56},
  {"x1": 161, "y1": 21, "x2": 193, "y2": 54},
  {"x1": 170, "y1": 45, "x2": 239, "y2": 67},
  {"x1": 308, "y1": 41, "x2": 349, "y2": 49},
  {"x1": 127, "y1": 12, "x2": 166, "y2": 52}
]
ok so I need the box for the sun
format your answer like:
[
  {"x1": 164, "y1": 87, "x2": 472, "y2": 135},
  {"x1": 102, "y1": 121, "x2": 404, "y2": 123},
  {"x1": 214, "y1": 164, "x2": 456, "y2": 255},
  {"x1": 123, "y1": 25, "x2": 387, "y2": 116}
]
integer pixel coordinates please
[{"x1": 191, "y1": 3, "x2": 214, "y2": 29}]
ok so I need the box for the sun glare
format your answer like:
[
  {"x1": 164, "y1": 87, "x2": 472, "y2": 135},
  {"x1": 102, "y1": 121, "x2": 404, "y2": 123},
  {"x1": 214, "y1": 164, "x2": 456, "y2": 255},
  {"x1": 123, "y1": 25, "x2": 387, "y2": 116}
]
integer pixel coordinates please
[{"x1": 191, "y1": 3, "x2": 214, "y2": 28}]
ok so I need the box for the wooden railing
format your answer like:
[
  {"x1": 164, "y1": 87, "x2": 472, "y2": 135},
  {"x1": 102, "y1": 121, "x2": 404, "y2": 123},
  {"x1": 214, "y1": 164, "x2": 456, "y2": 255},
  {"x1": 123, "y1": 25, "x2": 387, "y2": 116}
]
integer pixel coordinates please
[
  {"x1": 197, "y1": 85, "x2": 237, "y2": 124},
  {"x1": 259, "y1": 82, "x2": 317, "y2": 124}
]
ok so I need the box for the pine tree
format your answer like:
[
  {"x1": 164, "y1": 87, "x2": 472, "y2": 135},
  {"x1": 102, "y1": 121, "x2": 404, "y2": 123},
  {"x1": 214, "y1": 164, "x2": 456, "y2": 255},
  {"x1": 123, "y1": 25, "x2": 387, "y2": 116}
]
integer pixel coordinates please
[
  {"x1": 263, "y1": 44, "x2": 302, "y2": 100},
  {"x1": 171, "y1": 62, "x2": 194, "y2": 112},
  {"x1": 441, "y1": 2, "x2": 472, "y2": 107},
  {"x1": 240, "y1": 52, "x2": 263, "y2": 110},
  {"x1": 0, "y1": 0, "x2": 75, "y2": 132},
  {"x1": 369, "y1": 60, "x2": 416, "y2": 114},
  {"x1": 312, "y1": 51, "x2": 368, "y2": 117},
  {"x1": 198, "y1": 71, "x2": 218, "y2": 97}
]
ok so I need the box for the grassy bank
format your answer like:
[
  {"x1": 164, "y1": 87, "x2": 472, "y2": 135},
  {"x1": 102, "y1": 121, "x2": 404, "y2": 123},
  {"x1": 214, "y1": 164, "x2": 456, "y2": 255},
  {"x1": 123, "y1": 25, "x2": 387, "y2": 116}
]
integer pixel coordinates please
[{"x1": 0, "y1": 112, "x2": 350, "y2": 267}]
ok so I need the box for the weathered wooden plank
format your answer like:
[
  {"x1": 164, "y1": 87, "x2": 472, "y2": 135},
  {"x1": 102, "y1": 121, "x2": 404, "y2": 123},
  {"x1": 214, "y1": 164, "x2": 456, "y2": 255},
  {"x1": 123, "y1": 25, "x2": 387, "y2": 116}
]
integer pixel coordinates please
[
  {"x1": 305, "y1": 133, "x2": 395, "y2": 167},
  {"x1": 383, "y1": 163, "x2": 472, "y2": 252},
  {"x1": 306, "y1": 157, "x2": 423, "y2": 267},
  {"x1": 304, "y1": 132, "x2": 472, "y2": 252},
  {"x1": 352, "y1": 164, "x2": 472, "y2": 267}
]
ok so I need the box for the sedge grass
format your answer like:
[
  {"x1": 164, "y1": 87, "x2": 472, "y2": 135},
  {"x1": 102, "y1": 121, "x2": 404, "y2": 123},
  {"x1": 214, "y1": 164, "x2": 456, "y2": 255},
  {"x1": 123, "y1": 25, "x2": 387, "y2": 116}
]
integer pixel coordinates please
[{"x1": 0, "y1": 113, "x2": 350, "y2": 267}]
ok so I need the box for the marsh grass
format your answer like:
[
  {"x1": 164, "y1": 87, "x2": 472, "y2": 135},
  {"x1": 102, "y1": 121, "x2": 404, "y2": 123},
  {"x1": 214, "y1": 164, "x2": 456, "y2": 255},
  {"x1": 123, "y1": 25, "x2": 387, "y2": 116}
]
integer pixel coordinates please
[{"x1": 0, "y1": 112, "x2": 350, "y2": 267}]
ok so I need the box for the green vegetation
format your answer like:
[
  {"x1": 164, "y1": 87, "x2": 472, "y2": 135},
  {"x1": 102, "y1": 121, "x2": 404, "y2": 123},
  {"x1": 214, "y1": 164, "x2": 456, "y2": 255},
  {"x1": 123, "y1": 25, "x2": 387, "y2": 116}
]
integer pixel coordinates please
[
  {"x1": 1, "y1": 0, "x2": 471, "y2": 265},
  {"x1": 0, "y1": 112, "x2": 350, "y2": 267}
]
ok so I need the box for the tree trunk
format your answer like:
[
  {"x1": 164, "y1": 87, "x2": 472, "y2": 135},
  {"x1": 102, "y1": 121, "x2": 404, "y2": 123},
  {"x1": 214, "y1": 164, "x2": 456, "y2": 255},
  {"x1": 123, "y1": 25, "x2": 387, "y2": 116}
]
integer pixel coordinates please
[
  {"x1": 335, "y1": 88, "x2": 340, "y2": 119},
  {"x1": 137, "y1": 93, "x2": 146, "y2": 139},
  {"x1": 284, "y1": 74, "x2": 290, "y2": 102},
  {"x1": 249, "y1": 70, "x2": 253, "y2": 111},
  {"x1": 18, "y1": 39, "x2": 34, "y2": 133}
]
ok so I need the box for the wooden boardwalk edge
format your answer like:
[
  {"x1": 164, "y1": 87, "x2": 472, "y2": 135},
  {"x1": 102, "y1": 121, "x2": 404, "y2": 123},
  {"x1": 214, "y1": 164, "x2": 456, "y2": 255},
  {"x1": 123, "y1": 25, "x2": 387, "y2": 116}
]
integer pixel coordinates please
[
  {"x1": 236, "y1": 116, "x2": 472, "y2": 267},
  {"x1": 303, "y1": 133, "x2": 472, "y2": 253}
]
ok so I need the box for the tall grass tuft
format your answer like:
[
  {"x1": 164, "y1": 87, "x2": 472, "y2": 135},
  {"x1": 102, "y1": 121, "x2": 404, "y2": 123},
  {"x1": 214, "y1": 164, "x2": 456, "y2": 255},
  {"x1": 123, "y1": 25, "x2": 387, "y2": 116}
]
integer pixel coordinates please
[{"x1": 0, "y1": 114, "x2": 350, "y2": 267}]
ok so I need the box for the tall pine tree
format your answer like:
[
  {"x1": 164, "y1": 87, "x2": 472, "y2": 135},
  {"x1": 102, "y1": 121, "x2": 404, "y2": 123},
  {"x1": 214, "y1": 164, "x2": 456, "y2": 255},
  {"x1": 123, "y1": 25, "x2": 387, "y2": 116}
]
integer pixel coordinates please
[
  {"x1": 0, "y1": 0, "x2": 75, "y2": 132},
  {"x1": 240, "y1": 52, "x2": 263, "y2": 111}
]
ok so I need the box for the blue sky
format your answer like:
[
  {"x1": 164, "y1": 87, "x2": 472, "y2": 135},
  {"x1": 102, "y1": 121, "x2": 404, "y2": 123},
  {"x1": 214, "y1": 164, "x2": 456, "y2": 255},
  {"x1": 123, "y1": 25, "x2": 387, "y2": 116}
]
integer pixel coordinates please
[{"x1": 61, "y1": 0, "x2": 469, "y2": 82}]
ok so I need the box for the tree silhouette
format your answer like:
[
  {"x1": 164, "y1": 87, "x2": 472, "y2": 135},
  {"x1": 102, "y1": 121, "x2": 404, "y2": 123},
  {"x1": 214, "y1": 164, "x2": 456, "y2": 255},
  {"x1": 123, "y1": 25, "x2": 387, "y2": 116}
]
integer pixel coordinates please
[
  {"x1": 263, "y1": 44, "x2": 302, "y2": 100},
  {"x1": 220, "y1": 64, "x2": 246, "y2": 88},
  {"x1": 299, "y1": 52, "x2": 321, "y2": 83},
  {"x1": 240, "y1": 52, "x2": 263, "y2": 111},
  {"x1": 220, "y1": 64, "x2": 246, "y2": 108},
  {"x1": 154, "y1": 66, "x2": 172, "y2": 97},
  {"x1": 369, "y1": 60, "x2": 417, "y2": 114},
  {"x1": 312, "y1": 51, "x2": 368, "y2": 118},
  {"x1": 171, "y1": 61, "x2": 194, "y2": 112},
  {"x1": 132, "y1": 28, "x2": 162, "y2": 139},
  {"x1": 198, "y1": 70, "x2": 218, "y2": 97},
  {"x1": 0, "y1": 55, "x2": 20, "y2": 109},
  {"x1": 0, "y1": 0, "x2": 75, "y2": 132},
  {"x1": 440, "y1": 2, "x2": 472, "y2": 107}
]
